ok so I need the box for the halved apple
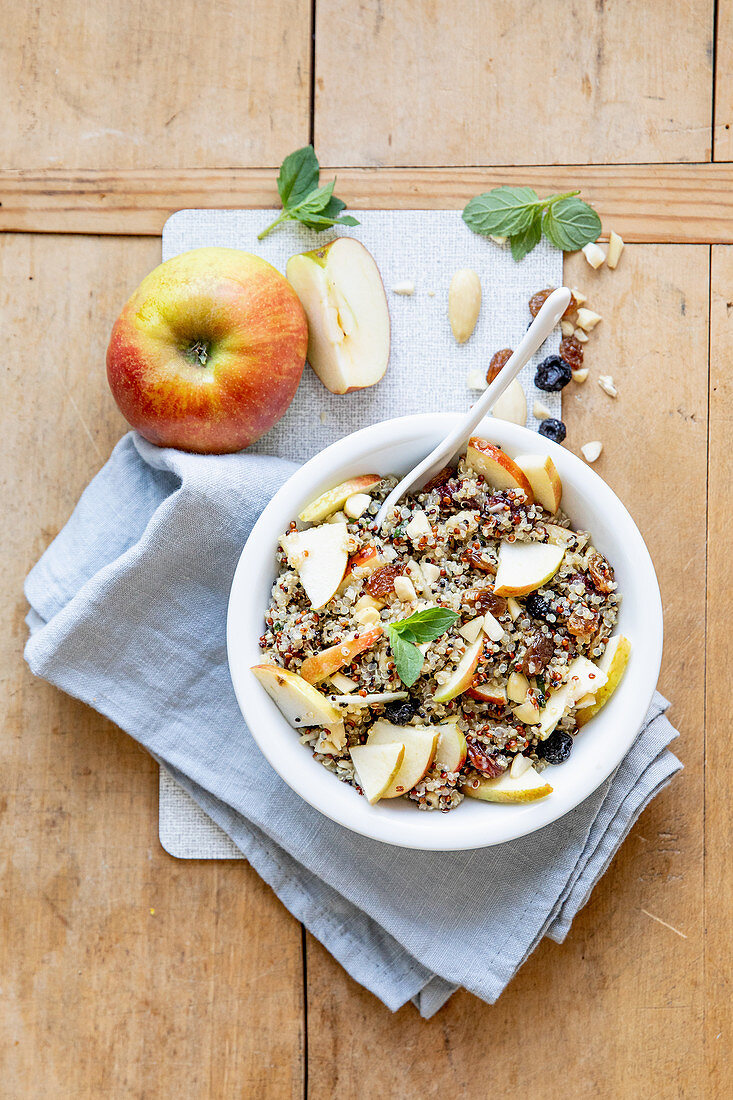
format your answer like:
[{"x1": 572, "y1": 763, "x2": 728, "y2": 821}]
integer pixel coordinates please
[
  {"x1": 576, "y1": 635, "x2": 631, "y2": 727},
  {"x1": 298, "y1": 475, "x2": 381, "y2": 525},
  {"x1": 514, "y1": 454, "x2": 562, "y2": 514},
  {"x1": 465, "y1": 438, "x2": 534, "y2": 502},
  {"x1": 433, "y1": 634, "x2": 484, "y2": 703},
  {"x1": 462, "y1": 765, "x2": 552, "y2": 803},
  {"x1": 299, "y1": 627, "x2": 383, "y2": 684},
  {"x1": 493, "y1": 539, "x2": 565, "y2": 597},
  {"x1": 282, "y1": 523, "x2": 350, "y2": 609},
  {"x1": 350, "y1": 742, "x2": 405, "y2": 804},
  {"x1": 286, "y1": 238, "x2": 391, "y2": 394},
  {"x1": 433, "y1": 718, "x2": 468, "y2": 772},
  {"x1": 367, "y1": 720, "x2": 439, "y2": 797},
  {"x1": 250, "y1": 665, "x2": 341, "y2": 727}
]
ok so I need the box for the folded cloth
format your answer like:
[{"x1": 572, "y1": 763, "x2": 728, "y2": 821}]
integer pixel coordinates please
[{"x1": 25, "y1": 433, "x2": 682, "y2": 1017}]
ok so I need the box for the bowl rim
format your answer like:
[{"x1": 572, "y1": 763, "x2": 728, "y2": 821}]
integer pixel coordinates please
[{"x1": 227, "y1": 412, "x2": 663, "y2": 851}]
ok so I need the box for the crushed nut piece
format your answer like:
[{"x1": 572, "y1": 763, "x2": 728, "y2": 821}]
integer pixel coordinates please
[
  {"x1": 489, "y1": 235, "x2": 508, "y2": 246},
  {"x1": 576, "y1": 308, "x2": 603, "y2": 332},
  {"x1": 466, "y1": 369, "x2": 488, "y2": 391},
  {"x1": 560, "y1": 320, "x2": 575, "y2": 337},
  {"x1": 571, "y1": 287, "x2": 588, "y2": 306},
  {"x1": 392, "y1": 280, "x2": 415, "y2": 296},
  {"x1": 598, "y1": 374, "x2": 618, "y2": 398},
  {"x1": 574, "y1": 327, "x2": 589, "y2": 343},
  {"x1": 572, "y1": 367, "x2": 589, "y2": 383},
  {"x1": 320, "y1": 410, "x2": 328, "y2": 424},
  {"x1": 582, "y1": 242, "x2": 606, "y2": 269},
  {"x1": 581, "y1": 440, "x2": 603, "y2": 463},
  {"x1": 510, "y1": 753, "x2": 532, "y2": 779},
  {"x1": 393, "y1": 575, "x2": 417, "y2": 603},
  {"x1": 607, "y1": 230, "x2": 625, "y2": 270},
  {"x1": 533, "y1": 399, "x2": 552, "y2": 420}
]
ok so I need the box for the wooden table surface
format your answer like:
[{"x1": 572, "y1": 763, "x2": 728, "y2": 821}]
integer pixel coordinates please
[{"x1": 2, "y1": 2, "x2": 731, "y2": 1096}]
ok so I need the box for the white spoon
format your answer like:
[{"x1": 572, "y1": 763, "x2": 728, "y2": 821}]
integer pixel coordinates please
[{"x1": 375, "y1": 286, "x2": 572, "y2": 529}]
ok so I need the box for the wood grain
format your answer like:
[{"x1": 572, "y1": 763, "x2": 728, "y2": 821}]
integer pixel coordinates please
[
  {"x1": 714, "y1": 0, "x2": 733, "y2": 158},
  {"x1": 314, "y1": 0, "x2": 713, "y2": 166},
  {"x1": 3, "y1": 163, "x2": 733, "y2": 240},
  {"x1": 705, "y1": 247, "x2": 733, "y2": 1091},
  {"x1": 306, "y1": 245, "x2": 709, "y2": 1097},
  {"x1": 0, "y1": 234, "x2": 305, "y2": 1099},
  {"x1": 0, "y1": 0, "x2": 311, "y2": 170}
]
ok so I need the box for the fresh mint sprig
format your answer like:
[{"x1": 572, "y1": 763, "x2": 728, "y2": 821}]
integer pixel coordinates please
[
  {"x1": 462, "y1": 186, "x2": 601, "y2": 262},
  {"x1": 387, "y1": 607, "x2": 460, "y2": 688},
  {"x1": 258, "y1": 145, "x2": 359, "y2": 240}
]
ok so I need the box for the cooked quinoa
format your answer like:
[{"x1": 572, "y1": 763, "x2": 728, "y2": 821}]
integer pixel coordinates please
[{"x1": 258, "y1": 454, "x2": 620, "y2": 812}]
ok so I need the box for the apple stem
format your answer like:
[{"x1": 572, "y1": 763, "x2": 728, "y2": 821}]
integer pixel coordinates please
[{"x1": 257, "y1": 210, "x2": 290, "y2": 240}]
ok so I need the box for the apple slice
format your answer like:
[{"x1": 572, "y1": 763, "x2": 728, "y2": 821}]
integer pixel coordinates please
[
  {"x1": 329, "y1": 690, "x2": 409, "y2": 708},
  {"x1": 514, "y1": 454, "x2": 562, "y2": 514},
  {"x1": 338, "y1": 545, "x2": 385, "y2": 594},
  {"x1": 493, "y1": 539, "x2": 565, "y2": 597},
  {"x1": 367, "y1": 720, "x2": 439, "y2": 797},
  {"x1": 576, "y1": 635, "x2": 631, "y2": 727},
  {"x1": 535, "y1": 682, "x2": 574, "y2": 739},
  {"x1": 466, "y1": 682, "x2": 508, "y2": 707},
  {"x1": 282, "y1": 523, "x2": 349, "y2": 609},
  {"x1": 298, "y1": 474, "x2": 381, "y2": 525},
  {"x1": 350, "y1": 742, "x2": 405, "y2": 804},
  {"x1": 433, "y1": 634, "x2": 484, "y2": 703},
  {"x1": 299, "y1": 627, "x2": 383, "y2": 684},
  {"x1": 433, "y1": 718, "x2": 468, "y2": 772},
  {"x1": 286, "y1": 238, "x2": 391, "y2": 394},
  {"x1": 465, "y1": 438, "x2": 534, "y2": 502},
  {"x1": 250, "y1": 665, "x2": 341, "y2": 727},
  {"x1": 462, "y1": 765, "x2": 552, "y2": 803}
]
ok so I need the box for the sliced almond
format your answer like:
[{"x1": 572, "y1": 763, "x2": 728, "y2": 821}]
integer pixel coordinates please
[
  {"x1": 581, "y1": 440, "x2": 603, "y2": 463},
  {"x1": 448, "y1": 268, "x2": 482, "y2": 343},
  {"x1": 582, "y1": 242, "x2": 606, "y2": 270},
  {"x1": 392, "y1": 281, "x2": 415, "y2": 296},
  {"x1": 607, "y1": 230, "x2": 625, "y2": 270},
  {"x1": 598, "y1": 375, "x2": 618, "y2": 398},
  {"x1": 506, "y1": 596, "x2": 522, "y2": 621},
  {"x1": 576, "y1": 308, "x2": 603, "y2": 332}
]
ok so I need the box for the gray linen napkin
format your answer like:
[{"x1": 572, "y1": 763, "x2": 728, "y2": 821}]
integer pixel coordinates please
[{"x1": 24, "y1": 432, "x2": 681, "y2": 1017}]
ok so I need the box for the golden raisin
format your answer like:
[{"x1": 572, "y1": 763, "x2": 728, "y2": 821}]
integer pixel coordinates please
[
  {"x1": 487, "y1": 348, "x2": 513, "y2": 384},
  {"x1": 567, "y1": 607, "x2": 600, "y2": 637},
  {"x1": 559, "y1": 334, "x2": 584, "y2": 369},
  {"x1": 466, "y1": 741, "x2": 505, "y2": 777},
  {"x1": 461, "y1": 547, "x2": 496, "y2": 574},
  {"x1": 365, "y1": 562, "x2": 405, "y2": 598},
  {"x1": 522, "y1": 631, "x2": 554, "y2": 675},
  {"x1": 587, "y1": 552, "x2": 615, "y2": 594},
  {"x1": 466, "y1": 587, "x2": 507, "y2": 617},
  {"x1": 529, "y1": 288, "x2": 577, "y2": 319}
]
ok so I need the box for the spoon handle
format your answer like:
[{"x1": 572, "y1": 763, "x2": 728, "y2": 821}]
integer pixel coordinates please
[{"x1": 375, "y1": 287, "x2": 572, "y2": 528}]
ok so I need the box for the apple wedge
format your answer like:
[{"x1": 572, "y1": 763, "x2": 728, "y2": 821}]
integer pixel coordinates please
[
  {"x1": 338, "y1": 545, "x2": 385, "y2": 594},
  {"x1": 299, "y1": 627, "x2": 383, "y2": 685},
  {"x1": 282, "y1": 523, "x2": 349, "y2": 609},
  {"x1": 466, "y1": 682, "x2": 508, "y2": 707},
  {"x1": 250, "y1": 665, "x2": 341, "y2": 727},
  {"x1": 433, "y1": 718, "x2": 468, "y2": 772},
  {"x1": 367, "y1": 720, "x2": 439, "y2": 797},
  {"x1": 286, "y1": 238, "x2": 391, "y2": 394},
  {"x1": 328, "y1": 690, "x2": 409, "y2": 707},
  {"x1": 433, "y1": 634, "x2": 484, "y2": 703},
  {"x1": 298, "y1": 474, "x2": 381, "y2": 525},
  {"x1": 514, "y1": 454, "x2": 562, "y2": 514},
  {"x1": 466, "y1": 438, "x2": 534, "y2": 502},
  {"x1": 493, "y1": 539, "x2": 565, "y2": 597},
  {"x1": 462, "y1": 765, "x2": 552, "y2": 803},
  {"x1": 350, "y1": 742, "x2": 405, "y2": 804},
  {"x1": 576, "y1": 635, "x2": 631, "y2": 727}
]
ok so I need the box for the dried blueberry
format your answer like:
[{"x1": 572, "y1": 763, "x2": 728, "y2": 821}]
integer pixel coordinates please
[
  {"x1": 539, "y1": 729, "x2": 573, "y2": 765},
  {"x1": 385, "y1": 700, "x2": 416, "y2": 724},
  {"x1": 538, "y1": 418, "x2": 567, "y2": 444},
  {"x1": 535, "y1": 355, "x2": 572, "y2": 392},
  {"x1": 526, "y1": 592, "x2": 552, "y2": 621}
]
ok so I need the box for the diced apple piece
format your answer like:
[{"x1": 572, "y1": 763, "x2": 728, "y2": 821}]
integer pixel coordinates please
[
  {"x1": 250, "y1": 665, "x2": 341, "y2": 727},
  {"x1": 493, "y1": 540, "x2": 565, "y2": 597},
  {"x1": 329, "y1": 671, "x2": 358, "y2": 693},
  {"x1": 507, "y1": 671, "x2": 530, "y2": 703},
  {"x1": 506, "y1": 596, "x2": 522, "y2": 621},
  {"x1": 466, "y1": 438, "x2": 534, "y2": 502},
  {"x1": 576, "y1": 635, "x2": 631, "y2": 727},
  {"x1": 513, "y1": 695, "x2": 541, "y2": 725},
  {"x1": 286, "y1": 238, "x2": 391, "y2": 394},
  {"x1": 299, "y1": 628, "x2": 383, "y2": 684},
  {"x1": 433, "y1": 634, "x2": 484, "y2": 703},
  {"x1": 282, "y1": 524, "x2": 350, "y2": 609},
  {"x1": 350, "y1": 742, "x2": 405, "y2": 804},
  {"x1": 298, "y1": 474, "x2": 381, "y2": 524},
  {"x1": 514, "y1": 454, "x2": 563, "y2": 514},
  {"x1": 535, "y1": 682, "x2": 574, "y2": 740},
  {"x1": 367, "y1": 721, "x2": 439, "y2": 797},
  {"x1": 459, "y1": 615, "x2": 484, "y2": 643},
  {"x1": 433, "y1": 718, "x2": 467, "y2": 772},
  {"x1": 462, "y1": 765, "x2": 552, "y2": 803},
  {"x1": 565, "y1": 655, "x2": 608, "y2": 704},
  {"x1": 466, "y1": 682, "x2": 508, "y2": 707},
  {"x1": 330, "y1": 690, "x2": 409, "y2": 707}
]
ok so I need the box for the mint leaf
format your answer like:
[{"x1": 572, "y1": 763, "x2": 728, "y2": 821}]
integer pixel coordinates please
[
  {"x1": 462, "y1": 187, "x2": 540, "y2": 237},
  {"x1": 277, "y1": 145, "x2": 319, "y2": 207},
  {"x1": 259, "y1": 149, "x2": 359, "y2": 239},
  {"x1": 542, "y1": 196, "x2": 601, "y2": 252},
  {"x1": 387, "y1": 627, "x2": 424, "y2": 687},
  {"x1": 392, "y1": 607, "x2": 460, "y2": 644},
  {"x1": 510, "y1": 214, "x2": 542, "y2": 262}
]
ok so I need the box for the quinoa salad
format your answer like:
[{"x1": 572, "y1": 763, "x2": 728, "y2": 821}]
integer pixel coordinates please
[{"x1": 252, "y1": 438, "x2": 630, "y2": 812}]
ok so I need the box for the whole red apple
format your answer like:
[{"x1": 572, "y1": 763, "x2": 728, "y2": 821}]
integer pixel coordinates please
[{"x1": 106, "y1": 247, "x2": 308, "y2": 453}]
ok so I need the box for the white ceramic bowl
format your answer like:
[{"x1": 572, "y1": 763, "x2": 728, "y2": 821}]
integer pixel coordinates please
[{"x1": 227, "y1": 414, "x2": 663, "y2": 850}]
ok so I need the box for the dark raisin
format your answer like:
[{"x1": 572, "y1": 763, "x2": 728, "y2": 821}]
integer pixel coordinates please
[
  {"x1": 365, "y1": 562, "x2": 404, "y2": 598},
  {"x1": 535, "y1": 355, "x2": 573, "y2": 392},
  {"x1": 539, "y1": 730, "x2": 573, "y2": 765},
  {"x1": 423, "y1": 465, "x2": 456, "y2": 493},
  {"x1": 559, "y1": 334, "x2": 584, "y2": 369},
  {"x1": 529, "y1": 288, "x2": 577, "y2": 319},
  {"x1": 538, "y1": 418, "x2": 567, "y2": 444},
  {"x1": 526, "y1": 592, "x2": 552, "y2": 620},
  {"x1": 522, "y1": 631, "x2": 554, "y2": 675},
  {"x1": 384, "y1": 700, "x2": 416, "y2": 724},
  {"x1": 466, "y1": 741, "x2": 506, "y2": 777},
  {"x1": 487, "y1": 348, "x2": 513, "y2": 384},
  {"x1": 587, "y1": 552, "x2": 615, "y2": 594}
]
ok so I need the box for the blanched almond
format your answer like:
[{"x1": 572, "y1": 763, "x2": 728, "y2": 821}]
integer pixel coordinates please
[
  {"x1": 581, "y1": 441, "x2": 603, "y2": 463},
  {"x1": 607, "y1": 230, "x2": 625, "y2": 270},
  {"x1": 582, "y1": 242, "x2": 606, "y2": 269},
  {"x1": 448, "y1": 268, "x2": 482, "y2": 343},
  {"x1": 598, "y1": 375, "x2": 618, "y2": 397}
]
